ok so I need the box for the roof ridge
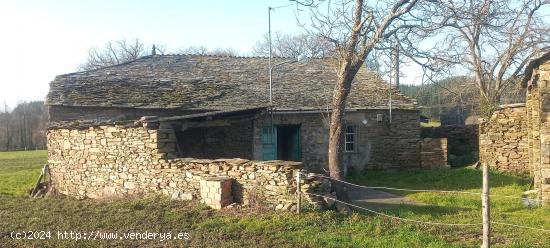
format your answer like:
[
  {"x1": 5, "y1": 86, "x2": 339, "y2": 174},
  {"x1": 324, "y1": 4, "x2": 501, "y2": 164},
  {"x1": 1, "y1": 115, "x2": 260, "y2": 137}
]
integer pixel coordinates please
[
  {"x1": 56, "y1": 56, "x2": 154, "y2": 77},
  {"x1": 148, "y1": 53, "x2": 319, "y2": 60},
  {"x1": 56, "y1": 54, "x2": 328, "y2": 78}
]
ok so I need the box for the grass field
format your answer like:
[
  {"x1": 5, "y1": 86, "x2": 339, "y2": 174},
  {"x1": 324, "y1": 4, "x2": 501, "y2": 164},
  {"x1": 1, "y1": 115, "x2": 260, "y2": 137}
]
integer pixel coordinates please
[
  {"x1": 1, "y1": 150, "x2": 549, "y2": 247},
  {"x1": 420, "y1": 121, "x2": 442, "y2": 127},
  {"x1": 0, "y1": 150, "x2": 47, "y2": 196},
  {"x1": 349, "y1": 169, "x2": 550, "y2": 247}
]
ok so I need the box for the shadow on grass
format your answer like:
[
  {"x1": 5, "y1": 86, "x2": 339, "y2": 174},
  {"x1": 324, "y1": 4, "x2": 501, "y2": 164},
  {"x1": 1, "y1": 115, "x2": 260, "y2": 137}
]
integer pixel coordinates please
[{"x1": 348, "y1": 201, "x2": 474, "y2": 219}]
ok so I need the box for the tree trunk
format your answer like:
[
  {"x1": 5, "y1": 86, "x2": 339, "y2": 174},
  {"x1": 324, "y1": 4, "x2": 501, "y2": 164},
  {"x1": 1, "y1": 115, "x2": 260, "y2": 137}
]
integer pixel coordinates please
[{"x1": 328, "y1": 68, "x2": 356, "y2": 204}]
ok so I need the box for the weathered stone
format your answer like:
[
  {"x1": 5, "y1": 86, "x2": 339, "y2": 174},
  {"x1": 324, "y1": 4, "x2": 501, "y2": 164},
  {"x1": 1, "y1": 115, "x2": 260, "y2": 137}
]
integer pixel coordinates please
[
  {"x1": 123, "y1": 181, "x2": 135, "y2": 189},
  {"x1": 171, "y1": 191, "x2": 180, "y2": 200},
  {"x1": 420, "y1": 138, "x2": 448, "y2": 169},
  {"x1": 46, "y1": 126, "x2": 326, "y2": 209},
  {"x1": 480, "y1": 104, "x2": 529, "y2": 174}
]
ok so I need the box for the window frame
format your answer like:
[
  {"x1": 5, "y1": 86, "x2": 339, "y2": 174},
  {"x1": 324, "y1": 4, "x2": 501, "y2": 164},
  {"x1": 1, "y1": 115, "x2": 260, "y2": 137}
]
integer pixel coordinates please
[{"x1": 344, "y1": 125, "x2": 357, "y2": 152}]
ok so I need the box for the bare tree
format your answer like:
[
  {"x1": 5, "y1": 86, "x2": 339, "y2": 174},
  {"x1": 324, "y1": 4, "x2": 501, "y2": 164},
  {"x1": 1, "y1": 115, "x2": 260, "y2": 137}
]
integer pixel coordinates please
[
  {"x1": 210, "y1": 48, "x2": 238, "y2": 56},
  {"x1": 79, "y1": 38, "x2": 149, "y2": 71},
  {"x1": 252, "y1": 32, "x2": 335, "y2": 57},
  {"x1": 1, "y1": 101, "x2": 11, "y2": 150},
  {"x1": 178, "y1": 46, "x2": 238, "y2": 56},
  {"x1": 178, "y1": 45, "x2": 209, "y2": 55},
  {"x1": 407, "y1": 0, "x2": 550, "y2": 116},
  {"x1": 294, "y1": 0, "x2": 425, "y2": 201}
]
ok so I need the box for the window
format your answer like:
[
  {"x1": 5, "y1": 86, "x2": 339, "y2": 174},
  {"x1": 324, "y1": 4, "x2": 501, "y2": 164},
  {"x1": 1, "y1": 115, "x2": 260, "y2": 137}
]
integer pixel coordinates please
[{"x1": 344, "y1": 125, "x2": 356, "y2": 152}]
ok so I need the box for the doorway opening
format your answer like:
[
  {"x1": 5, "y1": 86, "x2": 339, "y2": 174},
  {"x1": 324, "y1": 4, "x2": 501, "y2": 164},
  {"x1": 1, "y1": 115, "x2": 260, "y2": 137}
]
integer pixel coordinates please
[
  {"x1": 276, "y1": 125, "x2": 301, "y2": 161},
  {"x1": 261, "y1": 124, "x2": 302, "y2": 162}
]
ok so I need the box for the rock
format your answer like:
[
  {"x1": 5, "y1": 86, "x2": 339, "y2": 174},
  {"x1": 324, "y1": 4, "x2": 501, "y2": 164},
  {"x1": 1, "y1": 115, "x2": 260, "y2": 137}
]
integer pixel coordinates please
[
  {"x1": 283, "y1": 203, "x2": 293, "y2": 211},
  {"x1": 290, "y1": 205, "x2": 297, "y2": 212},
  {"x1": 171, "y1": 191, "x2": 180, "y2": 200},
  {"x1": 180, "y1": 193, "x2": 193, "y2": 200},
  {"x1": 336, "y1": 202, "x2": 351, "y2": 214},
  {"x1": 123, "y1": 181, "x2": 135, "y2": 189},
  {"x1": 324, "y1": 193, "x2": 336, "y2": 208}
]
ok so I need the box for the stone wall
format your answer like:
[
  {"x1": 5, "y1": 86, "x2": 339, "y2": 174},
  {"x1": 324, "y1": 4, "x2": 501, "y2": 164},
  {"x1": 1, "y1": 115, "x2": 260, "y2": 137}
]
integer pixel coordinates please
[
  {"x1": 47, "y1": 125, "x2": 321, "y2": 208},
  {"x1": 422, "y1": 125, "x2": 479, "y2": 166},
  {"x1": 479, "y1": 104, "x2": 529, "y2": 174},
  {"x1": 252, "y1": 109, "x2": 421, "y2": 172},
  {"x1": 526, "y1": 57, "x2": 550, "y2": 204},
  {"x1": 420, "y1": 138, "x2": 448, "y2": 169}
]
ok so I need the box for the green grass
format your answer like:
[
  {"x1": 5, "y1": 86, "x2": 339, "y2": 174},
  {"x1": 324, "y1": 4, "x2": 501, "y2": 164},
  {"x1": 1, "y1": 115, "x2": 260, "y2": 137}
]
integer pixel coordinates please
[
  {"x1": 421, "y1": 121, "x2": 441, "y2": 127},
  {"x1": 0, "y1": 195, "x2": 459, "y2": 247},
  {"x1": 0, "y1": 150, "x2": 46, "y2": 196},
  {"x1": 349, "y1": 168, "x2": 550, "y2": 247},
  {"x1": 0, "y1": 150, "x2": 548, "y2": 247}
]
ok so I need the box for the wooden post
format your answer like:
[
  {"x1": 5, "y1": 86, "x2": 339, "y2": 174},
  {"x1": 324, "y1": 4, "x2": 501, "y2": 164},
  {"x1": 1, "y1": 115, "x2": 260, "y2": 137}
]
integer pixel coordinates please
[
  {"x1": 30, "y1": 164, "x2": 46, "y2": 197},
  {"x1": 296, "y1": 170, "x2": 301, "y2": 214},
  {"x1": 482, "y1": 162, "x2": 491, "y2": 248}
]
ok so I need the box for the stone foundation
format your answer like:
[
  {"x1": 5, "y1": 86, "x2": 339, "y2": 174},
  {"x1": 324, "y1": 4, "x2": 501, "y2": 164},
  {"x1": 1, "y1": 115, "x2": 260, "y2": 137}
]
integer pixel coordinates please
[{"x1": 47, "y1": 125, "x2": 322, "y2": 208}]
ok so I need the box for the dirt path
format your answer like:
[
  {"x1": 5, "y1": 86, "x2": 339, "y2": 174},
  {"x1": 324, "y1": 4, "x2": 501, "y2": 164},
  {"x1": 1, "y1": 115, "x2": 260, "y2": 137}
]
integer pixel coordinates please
[{"x1": 347, "y1": 187, "x2": 425, "y2": 210}]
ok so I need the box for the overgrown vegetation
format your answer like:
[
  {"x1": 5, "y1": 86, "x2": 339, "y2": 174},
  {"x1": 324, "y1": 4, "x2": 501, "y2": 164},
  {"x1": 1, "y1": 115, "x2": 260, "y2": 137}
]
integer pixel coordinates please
[{"x1": 1, "y1": 151, "x2": 548, "y2": 247}]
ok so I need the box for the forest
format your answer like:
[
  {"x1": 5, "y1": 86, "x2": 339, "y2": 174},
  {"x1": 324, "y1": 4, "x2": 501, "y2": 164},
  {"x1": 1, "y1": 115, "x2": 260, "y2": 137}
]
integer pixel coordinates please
[
  {"x1": 0, "y1": 101, "x2": 47, "y2": 151},
  {"x1": 400, "y1": 76, "x2": 525, "y2": 125}
]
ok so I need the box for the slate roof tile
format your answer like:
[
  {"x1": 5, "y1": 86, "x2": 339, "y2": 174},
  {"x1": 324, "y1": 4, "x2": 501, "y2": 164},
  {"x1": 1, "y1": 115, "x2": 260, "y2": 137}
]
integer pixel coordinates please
[{"x1": 47, "y1": 54, "x2": 418, "y2": 110}]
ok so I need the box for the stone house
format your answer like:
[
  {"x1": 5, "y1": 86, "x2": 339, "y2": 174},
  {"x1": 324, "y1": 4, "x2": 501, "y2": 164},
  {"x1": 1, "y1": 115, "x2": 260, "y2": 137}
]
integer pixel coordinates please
[
  {"x1": 47, "y1": 55, "x2": 420, "y2": 170},
  {"x1": 480, "y1": 51, "x2": 550, "y2": 204},
  {"x1": 45, "y1": 54, "x2": 421, "y2": 201}
]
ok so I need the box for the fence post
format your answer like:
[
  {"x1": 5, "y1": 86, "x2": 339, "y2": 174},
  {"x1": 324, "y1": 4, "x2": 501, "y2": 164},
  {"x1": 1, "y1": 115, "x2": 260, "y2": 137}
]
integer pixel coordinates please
[
  {"x1": 296, "y1": 169, "x2": 301, "y2": 214},
  {"x1": 482, "y1": 162, "x2": 491, "y2": 248}
]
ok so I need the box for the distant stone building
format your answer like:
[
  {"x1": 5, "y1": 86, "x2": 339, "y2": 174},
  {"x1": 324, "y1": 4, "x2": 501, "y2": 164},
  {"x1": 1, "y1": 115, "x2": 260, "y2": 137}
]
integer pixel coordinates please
[
  {"x1": 45, "y1": 54, "x2": 421, "y2": 200},
  {"x1": 480, "y1": 51, "x2": 550, "y2": 204}
]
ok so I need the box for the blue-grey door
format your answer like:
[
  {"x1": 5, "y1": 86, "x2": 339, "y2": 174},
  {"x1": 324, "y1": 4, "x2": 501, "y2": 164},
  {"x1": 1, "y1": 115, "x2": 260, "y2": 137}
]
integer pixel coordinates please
[{"x1": 261, "y1": 126, "x2": 277, "y2": 160}]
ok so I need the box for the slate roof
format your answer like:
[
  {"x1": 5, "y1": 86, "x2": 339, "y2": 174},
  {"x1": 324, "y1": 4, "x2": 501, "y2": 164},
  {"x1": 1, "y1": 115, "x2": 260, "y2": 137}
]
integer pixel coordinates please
[
  {"x1": 47, "y1": 54, "x2": 418, "y2": 111},
  {"x1": 522, "y1": 50, "x2": 550, "y2": 88}
]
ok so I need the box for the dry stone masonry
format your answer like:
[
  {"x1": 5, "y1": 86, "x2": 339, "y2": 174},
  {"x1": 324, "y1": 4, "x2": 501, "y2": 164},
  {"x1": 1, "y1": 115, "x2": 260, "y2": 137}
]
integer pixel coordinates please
[
  {"x1": 420, "y1": 138, "x2": 448, "y2": 169},
  {"x1": 47, "y1": 124, "x2": 322, "y2": 208},
  {"x1": 421, "y1": 125, "x2": 479, "y2": 166},
  {"x1": 480, "y1": 52, "x2": 550, "y2": 204},
  {"x1": 525, "y1": 54, "x2": 550, "y2": 204},
  {"x1": 479, "y1": 104, "x2": 529, "y2": 174}
]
